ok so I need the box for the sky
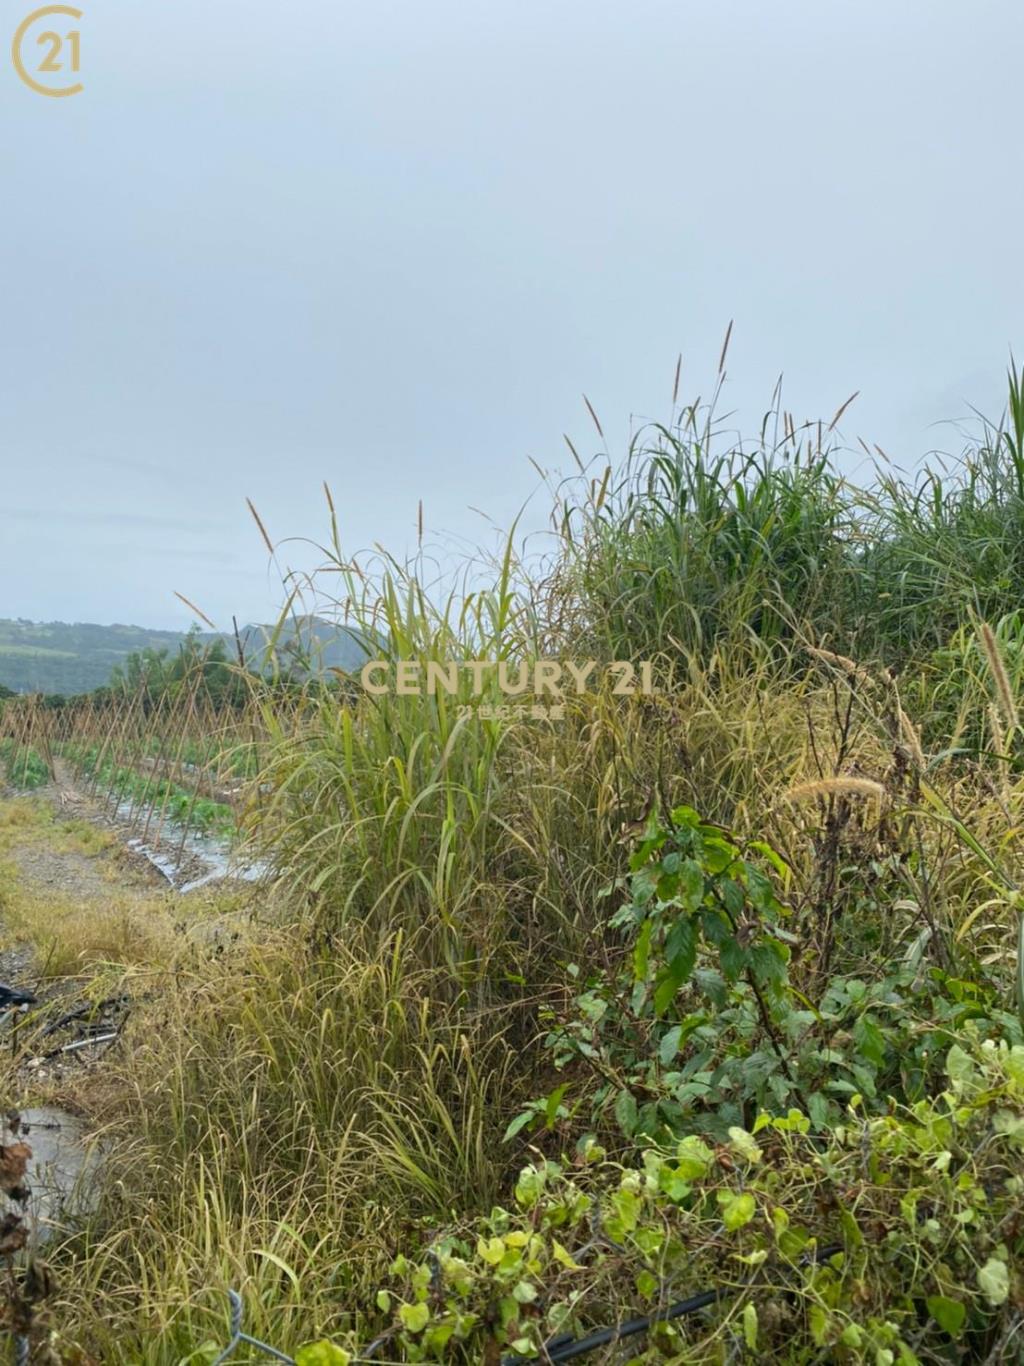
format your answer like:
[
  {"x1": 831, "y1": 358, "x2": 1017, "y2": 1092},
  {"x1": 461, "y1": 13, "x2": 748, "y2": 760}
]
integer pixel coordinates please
[{"x1": 2, "y1": 0, "x2": 1023, "y2": 630}]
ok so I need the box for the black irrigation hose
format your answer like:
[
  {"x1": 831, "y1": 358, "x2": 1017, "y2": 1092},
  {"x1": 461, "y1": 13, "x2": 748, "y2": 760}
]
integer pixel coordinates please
[{"x1": 500, "y1": 1242, "x2": 846, "y2": 1365}]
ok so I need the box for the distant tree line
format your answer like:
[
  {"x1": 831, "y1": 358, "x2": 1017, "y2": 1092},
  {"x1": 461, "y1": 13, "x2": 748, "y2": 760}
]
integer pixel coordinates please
[
  {"x1": 104, "y1": 626, "x2": 247, "y2": 708},
  {"x1": 0, "y1": 629, "x2": 247, "y2": 711}
]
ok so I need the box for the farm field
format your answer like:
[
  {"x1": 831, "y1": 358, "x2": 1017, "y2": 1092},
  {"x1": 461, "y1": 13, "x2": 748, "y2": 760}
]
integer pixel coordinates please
[{"x1": 2, "y1": 376, "x2": 1024, "y2": 1363}]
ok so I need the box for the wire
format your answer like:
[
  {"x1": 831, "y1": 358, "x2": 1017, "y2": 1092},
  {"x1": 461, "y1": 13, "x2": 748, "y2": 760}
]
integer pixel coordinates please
[{"x1": 500, "y1": 1242, "x2": 845, "y2": 1364}]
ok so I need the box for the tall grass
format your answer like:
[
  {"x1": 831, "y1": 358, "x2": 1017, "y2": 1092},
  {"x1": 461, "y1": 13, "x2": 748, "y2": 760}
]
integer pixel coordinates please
[
  {"x1": 249, "y1": 508, "x2": 549, "y2": 976},
  {"x1": 49, "y1": 928, "x2": 523, "y2": 1359},
  {"x1": 552, "y1": 363, "x2": 1024, "y2": 671},
  {"x1": 554, "y1": 420, "x2": 858, "y2": 668}
]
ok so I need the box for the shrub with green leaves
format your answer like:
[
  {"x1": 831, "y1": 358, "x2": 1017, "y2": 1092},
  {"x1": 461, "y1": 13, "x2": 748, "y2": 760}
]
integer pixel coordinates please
[
  {"x1": 509, "y1": 807, "x2": 1020, "y2": 1146},
  {"x1": 0, "y1": 738, "x2": 50, "y2": 789},
  {"x1": 363, "y1": 1038, "x2": 1024, "y2": 1363},
  {"x1": 532, "y1": 805, "x2": 801, "y2": 1141}
]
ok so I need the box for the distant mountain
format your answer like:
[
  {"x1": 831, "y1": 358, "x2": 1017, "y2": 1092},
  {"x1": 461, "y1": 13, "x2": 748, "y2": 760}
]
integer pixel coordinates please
[
  {"x1": 0, "y1": 617, "x2": 377, "y2": 695},
  {"x1": 0, "y1": 620, "x2": 202, "y2": 695}
]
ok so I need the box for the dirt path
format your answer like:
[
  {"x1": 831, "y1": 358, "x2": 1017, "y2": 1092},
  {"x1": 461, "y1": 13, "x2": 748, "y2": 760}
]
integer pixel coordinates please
[
  {"x1": 7, "y1": 834, "x2": 162, "y2": 905},
  {"x1": 26, "y1": 754, "x2": 233, "y2": 883},
  {"x1": 3, "y1": 765, "x2": 169, "y2": 904},
  {"x1": 0, "y1": 771, "x2": 172, "y2": 1055},
  {"x1": 0, "y1": 789, "x2": 197, "y2": 1106},
  {"x1": 0, "y1": 782, "x2": 136, "y2": 1264}
]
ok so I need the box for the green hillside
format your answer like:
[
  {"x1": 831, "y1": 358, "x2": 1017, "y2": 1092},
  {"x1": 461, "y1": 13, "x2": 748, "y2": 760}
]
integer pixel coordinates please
[
  {"x1": 0, "y1": 617, "x2": 374, "y2": 695},
  {"x1": 0, "y1": 620, "x2": 205, "y2": 695}
]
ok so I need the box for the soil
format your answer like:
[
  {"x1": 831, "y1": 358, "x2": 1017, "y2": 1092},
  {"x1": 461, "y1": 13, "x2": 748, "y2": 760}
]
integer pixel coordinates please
[
  {"x1": 6, "y1": 836, "x2": 161, "y2": 904},
  {"x1": 5, "y1": 760, "x2": 223, "y2": 892},
  {"x1": 0, "y1": 762, "x2": 243, "y2": 1085}
]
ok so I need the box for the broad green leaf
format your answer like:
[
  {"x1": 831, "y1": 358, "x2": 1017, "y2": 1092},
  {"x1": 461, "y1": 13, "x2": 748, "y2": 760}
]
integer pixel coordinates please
[
  {"x1": 702, "y1": 838, "x2": 736, "y2": 873},
  {"x1": 477, "y1": 1236, "x2": 505, "y2": 1265},
  {"x1": 423, "y1": 1323, "x2": 456, "y2": 1352},
  {"x1": 946, "y1": 1044, "x2": 975, "y2": 1089},
  {"x1": 808, "y1": 1304, "x2": 829, "y2": 1346},
  {"x1": 653, "y1": 965, "x2": 686, "y2": 1016},
  {"x1": 926, "y1": 1295, "x2": 966, "y2": 1335},
  {"x1": 977, "y1": 1257, "x2": 1009, "y2": 1306},
  {"x1": 722, "y1": 1191, "x2": 756, "y2": 1230},
  {"x1": 666, "y1": 915, "x2": 698, "y2": 980},
  {"x1": 676, "y1": 1135, "x2": 713, "y2": 1179},
  {"x1": 658, "y1": 1165, "x2": 691, "y2": 1201},
  {"x1": 727, "y1": 1126, "x2": 763, "y2": 1164},
  {"x1": 853, "y1": 1014, "x2": 886, "y2": 1066},
  {"x1": 993, "y1": 1109, "x2": 1024, "y2": 1143},
  {"x1": 747, "y1": 839, "x2": 790, "y2": 879},
  {"x1": 614, "y1": 1088, "x2": 639, "y2": 1134},
  {"x1": 544, "y1": 1083, "x2": 568, "y2": 1127},
  {"x1": 670, "y1": 804, "x2": 700, "y2": 828},
  {"x1": 503, "y1": 1110, "x2": 534, "y2": 1141},
  {"x1": 636, "y1": 1268, "x2": 660, "y2": 1298},
  {"x1": 552, "y1": 1239, "x2": 581, "y2": 1270},
  {"x1": 295, "y1": 1343, "x2": 351, "y2": 1366},
  {"x1": 719, "y1": 936, "x2": 748, "y2": 981},
  {"x1": 720, "y1": 878, "x2": 745, "y2": 915},
  {"x1": 678, "y1": 858, "x2": 705, "y2": 907},
  {"x1": 398, "y1": 1303, "x2": 430, "y2": 1333},
  {"x1": 659, "y1": 1025, "x2": 683, "y2": 1066},
  {"x1": 748, "y1": 942, "x2": 788, "y2": 988},
  {"x1": 807, "y1": 1091, "x2": 831, "y2": 1130}
]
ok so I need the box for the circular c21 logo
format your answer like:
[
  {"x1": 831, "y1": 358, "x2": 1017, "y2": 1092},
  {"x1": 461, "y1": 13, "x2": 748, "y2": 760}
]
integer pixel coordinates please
[{"x1": 12, "y1": 5, "x2": 83, "y2": 98}]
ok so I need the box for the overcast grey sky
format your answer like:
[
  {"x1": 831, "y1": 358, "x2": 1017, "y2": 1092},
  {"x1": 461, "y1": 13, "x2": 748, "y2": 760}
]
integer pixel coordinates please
[{"x1": 2, "y1": 0, "x2": 1022, "y2": 629}]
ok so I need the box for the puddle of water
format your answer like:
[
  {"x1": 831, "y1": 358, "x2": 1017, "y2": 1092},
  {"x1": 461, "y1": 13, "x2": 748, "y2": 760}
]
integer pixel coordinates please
[
  {"x1": 6, "y1": 1108, "x2": 101, "y2": 1245},
  {"x1": 124, "y1": 833, "x2": 267, "y2": 891},
  {"x1": 115, "y1": 798, "x2": 269, "y2": 891},
  {"x1": 176, "y1": 858, "x2": 267, "y2": 893}
]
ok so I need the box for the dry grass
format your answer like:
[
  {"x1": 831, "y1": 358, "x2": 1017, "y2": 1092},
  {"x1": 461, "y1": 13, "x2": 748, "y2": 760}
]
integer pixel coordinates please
[
  {"x1": 1, "y1": 885, "x2": 177, "y2": 978},
  {"x1": 43, "y1": 925, "x2": 526, "y2": 1359}
]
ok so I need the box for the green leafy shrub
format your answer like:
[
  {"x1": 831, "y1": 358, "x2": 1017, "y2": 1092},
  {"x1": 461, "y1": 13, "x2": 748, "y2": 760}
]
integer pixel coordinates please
[
  {"x1": 510, "y1": 808, "x2": 1020, "y2": 1147},
  {"x1": 0, "y1": 738, "x2": 50, "y2": 789},
  {"x1": 367, "y1": 1039, "x2": 1024, "y2": 1362}
]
